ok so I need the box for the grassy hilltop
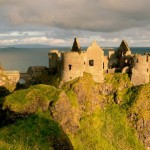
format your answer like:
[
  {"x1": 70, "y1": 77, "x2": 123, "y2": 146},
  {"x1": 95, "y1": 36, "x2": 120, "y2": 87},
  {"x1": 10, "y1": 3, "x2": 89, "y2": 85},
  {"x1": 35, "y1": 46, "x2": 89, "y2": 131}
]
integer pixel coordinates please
[{"x1": 0, "y1": 73, "x2": 149, "y2": 150}]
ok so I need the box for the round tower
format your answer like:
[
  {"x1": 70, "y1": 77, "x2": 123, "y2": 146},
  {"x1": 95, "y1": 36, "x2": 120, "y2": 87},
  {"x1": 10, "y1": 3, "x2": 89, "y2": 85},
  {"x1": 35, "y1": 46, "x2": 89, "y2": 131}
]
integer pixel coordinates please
[
  {"x1": 131, "y1": 54, "x2": 149, "y2": 85},
  {"x1": 61, "y1": 52, "x2": 85, "y2": 82}
]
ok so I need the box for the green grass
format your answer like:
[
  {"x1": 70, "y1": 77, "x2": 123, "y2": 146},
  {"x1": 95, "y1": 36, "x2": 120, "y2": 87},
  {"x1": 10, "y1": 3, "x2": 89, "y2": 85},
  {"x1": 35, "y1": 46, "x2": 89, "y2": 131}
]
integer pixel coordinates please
[
  {"x1": 0, "y1": 73, "x2": 148, "y2": 150},
  {"x1": 66, "y1": 73, "x2": 145, "y2": 150},
  {"x1": 0, "y1": 114, "x2": 68, "y2": 150},
  {"x1": 104, "y1": 73, "x2": 131, "y2": 90},
  {"x1": 68, "y1": 104, "x2": 145, "y2": 150},
  {"x1": 66, "y1": 89, "x2": 78, "y2": 107},
  {"x1": 3, "y1": 84, "x2": 62, "y2": 114}
]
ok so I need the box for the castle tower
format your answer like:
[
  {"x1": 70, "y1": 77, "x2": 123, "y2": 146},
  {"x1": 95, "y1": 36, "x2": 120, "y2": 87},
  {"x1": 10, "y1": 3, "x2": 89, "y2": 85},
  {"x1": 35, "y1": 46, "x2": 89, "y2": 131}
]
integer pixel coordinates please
[
  {"x1": 71, "y1": 38, "x2": 81, "y2": 53},
  {"x1": 131, "y1": 55, "x2": 149, "y2": 85},
  {"x1": 60, "y1": 40, "x2": 104, "y2": 84}
]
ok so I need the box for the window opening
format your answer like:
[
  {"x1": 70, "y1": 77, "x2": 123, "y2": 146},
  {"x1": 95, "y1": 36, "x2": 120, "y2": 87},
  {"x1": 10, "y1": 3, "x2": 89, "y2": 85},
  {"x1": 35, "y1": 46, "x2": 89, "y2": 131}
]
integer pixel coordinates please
[
  {"x1": 68, "y1": 64, "x2": 72, "y2": 70},
  {"x1": 89, "y1": 60, "x2": 94, "y2": 66}
]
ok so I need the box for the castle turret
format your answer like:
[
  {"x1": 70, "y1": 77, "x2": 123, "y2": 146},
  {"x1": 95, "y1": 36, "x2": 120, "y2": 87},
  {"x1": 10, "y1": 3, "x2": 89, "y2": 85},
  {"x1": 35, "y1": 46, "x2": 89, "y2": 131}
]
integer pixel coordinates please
[
  {"x1": 131, "y1": 55, "x2": 149, "y2": 85},
  {"x1": 71, "y1": 38, "x2": 81, "y2": 53}
]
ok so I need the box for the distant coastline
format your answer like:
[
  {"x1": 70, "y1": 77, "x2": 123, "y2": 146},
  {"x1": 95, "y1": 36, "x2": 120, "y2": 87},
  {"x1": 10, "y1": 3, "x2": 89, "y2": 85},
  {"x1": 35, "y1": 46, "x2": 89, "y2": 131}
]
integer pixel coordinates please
[{"x1": 0, "y1": 47, "x2": 150, "y2": 72}]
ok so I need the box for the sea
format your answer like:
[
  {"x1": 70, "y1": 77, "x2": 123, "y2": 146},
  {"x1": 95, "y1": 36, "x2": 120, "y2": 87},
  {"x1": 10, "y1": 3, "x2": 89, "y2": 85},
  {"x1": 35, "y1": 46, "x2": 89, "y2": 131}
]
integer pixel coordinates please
[{"x1": 0, "y1": 47, "x2": 150, "y2": 73}]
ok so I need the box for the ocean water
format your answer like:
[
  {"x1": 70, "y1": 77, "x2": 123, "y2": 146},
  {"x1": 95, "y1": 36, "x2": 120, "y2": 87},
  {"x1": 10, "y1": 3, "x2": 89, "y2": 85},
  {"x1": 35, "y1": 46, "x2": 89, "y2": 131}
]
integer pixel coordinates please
[{"x1": 0, "y1": 47, "x2": 150, "y2": 72}]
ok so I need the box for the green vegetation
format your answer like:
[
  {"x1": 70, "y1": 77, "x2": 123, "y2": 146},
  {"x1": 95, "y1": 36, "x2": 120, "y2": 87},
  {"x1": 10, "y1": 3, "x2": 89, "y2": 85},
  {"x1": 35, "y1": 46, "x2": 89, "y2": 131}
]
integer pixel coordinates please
[
  {"x1": 3, "y1": 84, "x2": 62, "y2": 114},
  {"x1": 0, "y1": 114, "x2": 72, "y2": 150},
  {"x1": 0, "y1": 73, "x2": 148, "y2": 149},
  {"x1": 69, "y1": 105, "x2": 144, "y2": 150}
]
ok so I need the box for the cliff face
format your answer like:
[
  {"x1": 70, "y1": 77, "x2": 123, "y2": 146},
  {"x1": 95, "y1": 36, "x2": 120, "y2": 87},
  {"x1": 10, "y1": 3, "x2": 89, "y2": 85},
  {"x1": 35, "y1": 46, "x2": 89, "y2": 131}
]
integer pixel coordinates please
[
  {"x1": 0, "y1": 73, "x2": 149, "y2": 149},
  {"x1": 128, "y1": 84, "x2": 150, "y2": 149}
]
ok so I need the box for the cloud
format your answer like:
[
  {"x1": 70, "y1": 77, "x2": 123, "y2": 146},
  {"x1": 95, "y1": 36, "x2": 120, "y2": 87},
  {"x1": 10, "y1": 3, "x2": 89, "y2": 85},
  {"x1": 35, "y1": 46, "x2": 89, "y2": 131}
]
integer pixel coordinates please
[
  {"x1": 0, "y1": 0, "x2": 150, "y2": 32},
  {"x1": 18, "y1": 37, "x2": 66, "y2": 45},
  {"x1": 0, "y1": 36, "x2": 66, "y2": 46},
  {"x1": 0, "y1": 28, "x2": 150, "y2": 47},
  {"x1": 0, "y1": 0, "x2": 150, "y2": 46}
]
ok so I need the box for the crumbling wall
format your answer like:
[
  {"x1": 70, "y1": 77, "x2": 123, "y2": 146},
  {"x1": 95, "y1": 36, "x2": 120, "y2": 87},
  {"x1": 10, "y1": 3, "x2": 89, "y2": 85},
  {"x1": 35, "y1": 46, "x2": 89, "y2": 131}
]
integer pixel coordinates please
[
  {"x1": 116, "y1": 40, "x2": 131, "y2": 59},
  {"x1": 131, "y1": 55, "x2": 149, "y2": 85},
  {"x1": 48, "y1": 50, "x2": 61, "y2": 73},
  {"x1": 86, "y1": 42, "x2": 104, "y2": 83},
  {"x1": 108, "y1": 50, "x2": 118, "y2": 69},
  {"x1": 148, "y1": 55, "x2": 150, "y2": 76},
  {"x1": 60, "y1": 42, "x2": 104, "y2": 83},
  {"x1": 103, "y1": 56, "x2": 109, "y2": 73},
  {"x1": 3, "y1": 71, "x2": 20, "y2": 85}
]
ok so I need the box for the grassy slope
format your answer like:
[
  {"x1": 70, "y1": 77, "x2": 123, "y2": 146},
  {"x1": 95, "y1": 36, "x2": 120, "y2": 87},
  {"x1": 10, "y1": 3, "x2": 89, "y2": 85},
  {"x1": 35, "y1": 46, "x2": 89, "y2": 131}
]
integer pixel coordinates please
[
  {"x1": 67, "y1": 74, "x2": 145, "y2": 150},
  {"x1": 0, "y1": 115, "x2": 61, "y2": 150},
  {"x1": 0, "y1": 74, "x2": 148, "y2": 150}
]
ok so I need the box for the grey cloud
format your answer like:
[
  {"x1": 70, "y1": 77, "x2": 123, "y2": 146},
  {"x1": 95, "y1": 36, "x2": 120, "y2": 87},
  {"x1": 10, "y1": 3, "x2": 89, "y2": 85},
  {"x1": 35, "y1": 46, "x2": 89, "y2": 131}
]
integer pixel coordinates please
[{"x1": 0, "y1": 0, "x2": 150, "y2": 32}]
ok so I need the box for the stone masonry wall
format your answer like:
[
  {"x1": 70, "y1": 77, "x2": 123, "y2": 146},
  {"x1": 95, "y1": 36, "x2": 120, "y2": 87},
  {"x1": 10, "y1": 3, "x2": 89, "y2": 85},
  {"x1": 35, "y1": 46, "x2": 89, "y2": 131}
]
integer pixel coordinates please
[
  {"x1": 61, "y1": 52, "x2": 86, "y2": 83},
  {"x1": 103, "y1": 56, "x2": 108, "y2": 71},
  {"x1": 86, "y1": 42, "x2": 104, "y2": 83},
  {"x1": 48, "y1": 50, "x2": 61, "y2": 72},
  {"x1": 60, "y1": 42, "x2": 104, "y2": 83},
  {"x1": 148, "y1": 55, "x2": 150, "y2": 75},
  {"x1": 131, "y1": 55, "x2": 149, "y2": 85}
]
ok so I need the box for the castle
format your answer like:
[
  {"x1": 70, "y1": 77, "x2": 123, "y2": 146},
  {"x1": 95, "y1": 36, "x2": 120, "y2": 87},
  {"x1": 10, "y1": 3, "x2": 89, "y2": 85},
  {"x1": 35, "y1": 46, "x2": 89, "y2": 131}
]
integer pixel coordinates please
[{"x1": 48, "y1": 38, "x2": 150, "y2": 86}]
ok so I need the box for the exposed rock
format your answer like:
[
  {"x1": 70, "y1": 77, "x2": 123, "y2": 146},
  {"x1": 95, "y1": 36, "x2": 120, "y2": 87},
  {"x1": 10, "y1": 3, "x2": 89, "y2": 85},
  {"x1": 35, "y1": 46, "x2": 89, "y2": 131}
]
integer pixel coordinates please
[
  {"x1": 50, "y1": 91, "x2": 80, "y2": 133},
  {"x1": 129, "y1": 84, "x2": 150, "y2": 150},
  {"x1": 99, "y1": 84, "x2": 114, "y2": 95}
]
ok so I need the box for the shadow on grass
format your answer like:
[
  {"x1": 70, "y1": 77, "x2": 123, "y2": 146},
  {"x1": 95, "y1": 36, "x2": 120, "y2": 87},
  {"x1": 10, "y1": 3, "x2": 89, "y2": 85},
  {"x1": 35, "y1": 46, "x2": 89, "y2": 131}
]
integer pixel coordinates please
[{"x1": 0, "y1": 114, "x2": 74, "y2": 150}]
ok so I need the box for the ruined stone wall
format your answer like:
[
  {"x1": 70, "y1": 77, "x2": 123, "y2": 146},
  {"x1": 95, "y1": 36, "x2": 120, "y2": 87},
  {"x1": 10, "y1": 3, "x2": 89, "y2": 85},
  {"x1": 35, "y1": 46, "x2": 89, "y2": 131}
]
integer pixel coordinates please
[
  {"x1": 148, "y1": 55, "x2": 150, "y2": 76},
  {"x1": 108, "y1": 50, "x2": 115, "y2": 59},
  {"x1": 117, "y1": 40, "x2": 131, "y2": 58},
  {"x1": 48, "y1": 50, "x2": 61, "y2": 73},
  {"x1": 60, "y1": 42, "x2": 104, "y2": 83},
  {"x1": 103, "y1": 56, "x2": 108, "y2": 71},
  {"x1": 131, "y1": 55, "x2": 149, "y2": 85},
  {"x1": 61, "y1": 52, "x2": 86, "y2": 83},
  {"x1": 85, "y1": 42, "x2": 104, "y2": 83},
  {"x1": 3, "y1": 71, "x2": 20, "y2": 84},
  {"x1": 108, "y1": 50, "x2": 118, "y2": 68},
  {"x1": 119, "y1": 55, "x2": 133, "y2": 69}
]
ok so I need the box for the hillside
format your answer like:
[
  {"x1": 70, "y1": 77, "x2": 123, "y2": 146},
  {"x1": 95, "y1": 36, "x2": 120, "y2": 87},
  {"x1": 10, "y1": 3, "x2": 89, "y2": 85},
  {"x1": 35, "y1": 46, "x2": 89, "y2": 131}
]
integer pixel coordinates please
[{"x1": 0, "y1": 73, "x2": 149, "y2": 150}]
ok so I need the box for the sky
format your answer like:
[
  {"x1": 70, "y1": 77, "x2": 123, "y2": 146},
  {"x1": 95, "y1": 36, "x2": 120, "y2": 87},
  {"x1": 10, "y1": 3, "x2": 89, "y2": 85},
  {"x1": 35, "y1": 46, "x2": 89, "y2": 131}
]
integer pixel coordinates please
[{"x1": 0, "y1": 0, "x2": 150, "y2": 47}]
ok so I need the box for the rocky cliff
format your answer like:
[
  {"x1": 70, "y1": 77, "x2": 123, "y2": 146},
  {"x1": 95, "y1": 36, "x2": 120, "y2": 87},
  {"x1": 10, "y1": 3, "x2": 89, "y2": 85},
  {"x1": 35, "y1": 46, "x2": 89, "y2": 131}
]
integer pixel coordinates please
[{"x1": 0, "y1": 73, "x2": 149, "y2": 150}]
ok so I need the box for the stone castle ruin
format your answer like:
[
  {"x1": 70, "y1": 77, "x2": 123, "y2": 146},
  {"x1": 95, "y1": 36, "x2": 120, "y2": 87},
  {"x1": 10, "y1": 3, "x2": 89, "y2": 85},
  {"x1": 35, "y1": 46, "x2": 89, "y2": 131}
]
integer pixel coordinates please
[
  {"x1": 49, "y1": 38, "x2": 104, "y2": 85},
  {"x1": 0, "y1": 38, "x2": 149, "y2": 88},
  {"x1": 49, "y1": 38, "x2": 150, "y2": 86}
]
